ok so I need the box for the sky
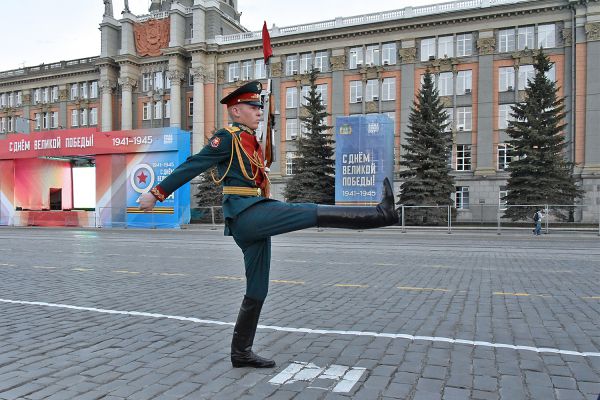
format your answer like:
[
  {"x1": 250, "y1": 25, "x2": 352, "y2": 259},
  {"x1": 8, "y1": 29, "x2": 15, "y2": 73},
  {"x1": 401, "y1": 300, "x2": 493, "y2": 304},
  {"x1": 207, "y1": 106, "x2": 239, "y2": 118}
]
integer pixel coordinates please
[{"x1": 0, "y1": 0, "x2": 450, "y2": 72}]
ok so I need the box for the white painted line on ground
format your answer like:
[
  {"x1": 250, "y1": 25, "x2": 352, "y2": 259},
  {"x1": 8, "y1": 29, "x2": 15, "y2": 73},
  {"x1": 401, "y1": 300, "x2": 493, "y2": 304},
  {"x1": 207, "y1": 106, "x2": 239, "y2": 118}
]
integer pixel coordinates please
[
  {"x1": 332, "y1": 367, "x2": 366, "y2": 393},
  {"x1": 1, "y1": 298, "x2": 599, "y2": 358},
  {"x1": 268, "y1": 361, "x2": 305, "y2": 385}
]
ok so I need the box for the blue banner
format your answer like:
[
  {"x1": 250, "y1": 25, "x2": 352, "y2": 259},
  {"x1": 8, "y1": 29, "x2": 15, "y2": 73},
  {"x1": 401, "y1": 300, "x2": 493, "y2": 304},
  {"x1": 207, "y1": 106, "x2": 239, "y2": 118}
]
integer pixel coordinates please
[{"x1": 335, "y1": 115, "x2": 394, "y2": 205}]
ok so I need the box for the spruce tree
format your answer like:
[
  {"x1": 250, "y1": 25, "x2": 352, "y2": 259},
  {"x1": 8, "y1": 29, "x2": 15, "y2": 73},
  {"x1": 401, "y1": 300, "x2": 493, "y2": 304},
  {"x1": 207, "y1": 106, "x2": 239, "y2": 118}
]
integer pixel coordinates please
[
  {"x1": 503, "y1": 50, "x2": 582, "y2": 221},
  {"x1": 194, "y1": 166, "x2": 224, "y2": 222},
  {"x1": 283, "y1": 68, "x2": 335, "y2": 204},
  {"x1": 398, "y1": 70, "x2": 455, "y2": 225}
]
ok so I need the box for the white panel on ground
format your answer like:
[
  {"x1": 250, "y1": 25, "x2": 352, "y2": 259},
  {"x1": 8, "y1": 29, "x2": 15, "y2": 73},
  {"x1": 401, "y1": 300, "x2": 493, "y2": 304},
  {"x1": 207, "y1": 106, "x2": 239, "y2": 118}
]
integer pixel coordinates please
[
  {"x1": 268, "y1": 361, "x2": 306, "y2": 385},
  {"x1": 270, "y1": 361, "x2": 366, "y2": 393},
  {"x1": 332, "y1": 367, "x2": 367, "y2": 393}
]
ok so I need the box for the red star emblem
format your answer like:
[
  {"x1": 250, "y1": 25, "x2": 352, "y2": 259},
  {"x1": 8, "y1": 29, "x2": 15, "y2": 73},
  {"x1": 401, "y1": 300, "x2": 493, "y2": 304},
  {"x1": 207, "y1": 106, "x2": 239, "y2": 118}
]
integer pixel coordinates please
[{"x1": 137, "y1": 171, "x2": 148, "y2": 184}]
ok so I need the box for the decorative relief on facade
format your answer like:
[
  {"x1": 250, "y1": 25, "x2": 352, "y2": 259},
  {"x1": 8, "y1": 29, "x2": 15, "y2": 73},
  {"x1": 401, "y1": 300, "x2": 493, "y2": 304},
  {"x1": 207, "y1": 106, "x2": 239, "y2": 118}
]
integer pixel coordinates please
[
  {"x1": 330, "y1": 55, "x2": 346, "y2": 71},
  {"x1": 512, "y1": 48, "x2": 535, "y2": 66},
  {"x1": 476, "y1": 38, "x2": 496, "y2": 55},
  {"x1": 59, "y1": 89, "x2": 68, "y2": 101},
  {"x1": 431, "y1": 57, "x2": 458, "y2": 73},
  {"x1": 100, "y1": 80, "x2": 115, "y2": 94},
  {"x1": 23, "y1": 94, "x2": 31, "y2": 104},
  {"x1": 440, "y1": 96, "x2": 453, "y2": 107},
  {"x1": 191, "y1": 66, "x2": 210, "y2": 83},
  {"x1": 399, "y1": 48, "x2": 416, "y2": 64},
  {"x1": 134, "y1": 18, "x2": 170, "y2": 57},
  {"x1": 270, "y1": 62, "x2": 282, "y2": 77},
  {"x1": 217, "y1": 69, "x2": 225, "y2": 84},
  {"x1": 561, "y1": 28, "x2": 572, "y2": 46},
  {"x1": 585, "y1": 23, "x2": 600, "y2": 41},
  {"x1": 118, "y1": 77, "x2": 137, "y2": 91},
  {"x1": 167, "y1": 70, "x2": 186, "y2": 84},
  {"x1": 365, "y1": 101, "x2": 378, "y2": 113},
  {"x1": 141, "y1": 64, "x2": 168, "y2": 74}
]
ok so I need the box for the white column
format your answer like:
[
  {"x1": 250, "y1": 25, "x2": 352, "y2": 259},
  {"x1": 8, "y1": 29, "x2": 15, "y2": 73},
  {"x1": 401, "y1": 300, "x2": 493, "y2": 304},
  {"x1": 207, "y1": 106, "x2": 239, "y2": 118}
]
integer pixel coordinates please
[
  {"x1": 168, "y1": 71, "x2": 185, "y2": 128},
  {"x1": 192, "y1": 67, "x2": 206, "y2": 153},
  {"x1": 119, "y1": 78, "x2": 136, "y2": 130},
  {"x1": 100, "y1": 81, "x2": 114, "y2": 132}
]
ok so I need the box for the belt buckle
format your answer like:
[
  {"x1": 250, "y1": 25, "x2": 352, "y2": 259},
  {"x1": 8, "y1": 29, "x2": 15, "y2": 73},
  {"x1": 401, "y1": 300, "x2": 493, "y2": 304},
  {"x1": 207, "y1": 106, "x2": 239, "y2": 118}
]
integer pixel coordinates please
[{"x1": 257, "y1": 188, "x2": 262, "y2": 196}]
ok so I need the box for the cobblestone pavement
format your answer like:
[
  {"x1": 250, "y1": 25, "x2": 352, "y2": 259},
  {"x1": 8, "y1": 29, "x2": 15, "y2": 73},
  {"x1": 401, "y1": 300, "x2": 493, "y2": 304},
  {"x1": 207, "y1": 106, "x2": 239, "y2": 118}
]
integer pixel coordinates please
[{"x1": 0, "y1": 226, "x2": 598, "y2": 400}]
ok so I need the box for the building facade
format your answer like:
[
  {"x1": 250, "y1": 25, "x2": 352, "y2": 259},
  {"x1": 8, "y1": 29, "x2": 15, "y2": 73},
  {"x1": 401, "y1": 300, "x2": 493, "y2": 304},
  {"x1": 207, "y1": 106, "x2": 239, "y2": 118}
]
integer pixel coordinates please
[{"x1": 1, "y1": 0, "x2": 599, "y2": 222}]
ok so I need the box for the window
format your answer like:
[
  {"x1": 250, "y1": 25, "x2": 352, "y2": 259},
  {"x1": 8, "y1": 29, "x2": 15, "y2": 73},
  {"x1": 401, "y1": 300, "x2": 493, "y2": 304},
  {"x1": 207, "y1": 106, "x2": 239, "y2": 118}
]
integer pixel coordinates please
[
  {"x1": 545, "y1": 63, "x2": 556, "y2": 82},
  {"x1": 438, "y1": 72, "x2": 453, "y2": 96},
  {"x1": 456, "y1": 145, "x2": 471, "y2": 171},
  {"x1": 43, "y1": 112, "x2": 49, "y2": 129},
  {"x1": 42, "y1": 87, "x2": 49, "y2": 103},
  {"x1": 518, "y1": 65, "x2": 535, "y2": 90},
  {"x1": 456, "y1": 107, "x2": 472, "y2": 131},
  {"x1": 16, "y1": 91, "x2": 22, "y2": 106},
  {"x1": 71, "y1": 109, "x2": 79, "y2": 127},
  {"x1": 498, "y1": 29, "x2": 515, "y2": 53},
  {"x1": 90, "y1": 81, "x2": 98, "y2": 98},
  {"x1": 438, "y1": 36, "x2": 454, "y2": 58},
  {"x1": 35, "y1": 113, "x2": 41, "y2": 130},
  {"x1": 154, "y1": 101, "x2": 162, "y2": 119},
  {"x1": 381, "y1": 78, "x2": 395, "y2": 101},
  {"x1": 285, "y1": 54, "x2": 299, "y2": 75},
  {"x1": 381, "y1": 43, "x2": 397, "y2": 65},
  {"x1": 70, "y1": 84, "x2": 78, "y2": 100},
  {"x1": 0, "y1": 94, "x2": 5, "y2": 108},
  {"x1": 443, "y1": 108, "x2": 454, "y2": 132},
  {"x1": 164, "y1": 100, "x2": 170, "y2": 119},
  {"x1": 286, "y1": 118, "x2": 298, "y2": 140},
  {"x1": 81, "y1": 83, "x2": 88, "y2": 99},
  {"x1": 365, "y1": 79, "x2": 378, "y2": 101},
  {"x1": 421, "y1": 38, "x2": 436, "y2": 61},
  {"x1": 497, "y1": 143, "x2": 512, "y2": 170},
  {"x1": 6, "y1": 93, "x2": 13, "y2": 107},
  {"x1": 300, "y1": 53, "x2": 312, "y2": 74},
  {"x1": 34, "y1": 88, "x2": 41, "y2": 104},
  {"x1": 518, "y1": 26, "x2": 535, "y2": 50},
  {"x1": 455, "y1": 186, "x2": 470, "y2": 209},
  {"x1": 240, "y1": 60, "x2": 252, "y2": 80},
  {"x1": 143, "y1": 102, "x2": 151, "y2": 120},
  {"x1": 300, "y1": 86, "x2": 310, "y2": 106},
  {"x1": 165, "y1": 75, "x2": 171, "y2": 89},
  {"x1": 365, "y1": 45, "x2": 380, "y2": 66},
  {"x1": 0, "y1": 117, "x2": 5, "y2": 133},
  {"x1": 188, "y1": 98, "x2": 193, "y2": 116},
  {"x1": 254, "y1": 59, "x2": 266, "y2": 79},
  {"x1": 456, "y1": 33, "x2": 473, "y2": 57},
  {"x1": 538, "y1": 24, "x2": 555, "y2": 49},
  {"x1": 498, "y1": 104, "x2": 515, "y2": 129},
  {"x1": 286, "y1": 151, "x2": 297, "y2": 175},
  {"x1": 51, "y1": 111, "x2": 58, "y2": 128},
  {"x1": 7, "y1": 116, "x2": 14, "y2": 132},
  {"x1": 142, "y1": 73, "x2": 152, "y2": 92},
  {"x1": 499, "y1": 67, "x2": 515, "y2": 92},
  {"x1": 457, "y1": 70, "x2": 472, "y2": 95},
  {"x1": 90, "y1": 108, "x2": 98, "y2": 125},
  {"x1": 228, "y1": 62, "x2": 240, "y2": 82},
  {"x1": 51, "y1": 86, "x2": 59, "y2": 102},
  {"x1": 350, "y1": 81, "x2": 363, "y2": 103},
  {"x1": 286, "y1": 87, "x2": 297, "y2": 109},
  {"x1": 316, "y1": 84, "x2": 328, "y2": 105},
  {"x1": 349, "y1": 47, "x2": 364, "y2": 69},
  {"x1": 80, "y1": 109, "x2": 88, "y2": 126},
  {"x1": 314, "y1": 51, "x2": 329, "y2": 72},
  {"x1": 154, "y1": 72, "x2": 164, "y2": 90}
]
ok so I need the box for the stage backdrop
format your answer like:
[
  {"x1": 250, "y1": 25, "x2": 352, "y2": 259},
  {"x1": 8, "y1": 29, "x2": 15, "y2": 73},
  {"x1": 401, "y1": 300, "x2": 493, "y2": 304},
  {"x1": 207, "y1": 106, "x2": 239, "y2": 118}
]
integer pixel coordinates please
[
  {"x1": 0, "y1": 127, "x2": 191, "y2": 228},
  {"x1": 334, "y1": 114, "x2": 395, "y2": 205}
]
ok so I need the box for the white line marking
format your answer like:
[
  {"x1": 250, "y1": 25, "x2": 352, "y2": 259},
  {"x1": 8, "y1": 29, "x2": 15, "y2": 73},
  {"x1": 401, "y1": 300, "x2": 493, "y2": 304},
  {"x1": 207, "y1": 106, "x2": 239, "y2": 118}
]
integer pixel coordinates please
[
  {"x1": 321, "y1": 364, "x2": 349, "y2": 380},
  {"x1": 332, "y1": 367, "x2": 366, "y2": 393},
  {"x1": 269, "y1": 362, "x2": 305, "y2": 385},
  {"x1": 1, "y1": 298, "x2": 599, "y2": 358}
]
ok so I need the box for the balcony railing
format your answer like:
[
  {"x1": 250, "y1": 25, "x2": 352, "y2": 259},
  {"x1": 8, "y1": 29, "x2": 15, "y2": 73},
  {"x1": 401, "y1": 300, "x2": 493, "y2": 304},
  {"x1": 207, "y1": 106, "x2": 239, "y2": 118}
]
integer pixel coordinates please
[{"x1": 0, "y1": 57, "x2": 99, "y2": 79}]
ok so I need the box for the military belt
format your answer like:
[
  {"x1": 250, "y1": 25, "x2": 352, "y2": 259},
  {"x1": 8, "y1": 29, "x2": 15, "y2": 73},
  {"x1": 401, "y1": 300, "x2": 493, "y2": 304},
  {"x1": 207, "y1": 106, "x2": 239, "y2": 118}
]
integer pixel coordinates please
[{"x1": 223, "y1": 186, "x2": 262, "y2": 196}]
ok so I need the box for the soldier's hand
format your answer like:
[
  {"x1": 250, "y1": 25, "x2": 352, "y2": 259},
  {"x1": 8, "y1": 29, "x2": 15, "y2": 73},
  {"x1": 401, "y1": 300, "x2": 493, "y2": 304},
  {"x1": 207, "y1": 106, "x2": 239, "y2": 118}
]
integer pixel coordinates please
[{"x1": 139, "y1": 192, "x2": 158, "y2": 211}]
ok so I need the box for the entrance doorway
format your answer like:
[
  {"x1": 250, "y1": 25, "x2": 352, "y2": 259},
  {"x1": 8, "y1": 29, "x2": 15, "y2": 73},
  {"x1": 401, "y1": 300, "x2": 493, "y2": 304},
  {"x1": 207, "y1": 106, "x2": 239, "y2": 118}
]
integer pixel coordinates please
[{"x1": 49, "y1": 188, "x2": 62, "y2": 210}]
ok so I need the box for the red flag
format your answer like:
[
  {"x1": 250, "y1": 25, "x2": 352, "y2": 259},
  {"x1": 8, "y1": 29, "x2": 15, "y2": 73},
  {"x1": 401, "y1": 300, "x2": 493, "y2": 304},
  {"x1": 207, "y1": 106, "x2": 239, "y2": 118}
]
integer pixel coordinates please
[{"x1": 262, "y1": 21, "x2": 273, "y2": 63}]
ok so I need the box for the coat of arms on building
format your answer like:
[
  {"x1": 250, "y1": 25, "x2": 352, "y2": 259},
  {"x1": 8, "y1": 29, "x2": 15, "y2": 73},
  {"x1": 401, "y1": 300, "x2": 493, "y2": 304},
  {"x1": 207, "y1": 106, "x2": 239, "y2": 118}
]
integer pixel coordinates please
[{"x1": 134, "y1": 18, "x2": 170, "y2": 57}]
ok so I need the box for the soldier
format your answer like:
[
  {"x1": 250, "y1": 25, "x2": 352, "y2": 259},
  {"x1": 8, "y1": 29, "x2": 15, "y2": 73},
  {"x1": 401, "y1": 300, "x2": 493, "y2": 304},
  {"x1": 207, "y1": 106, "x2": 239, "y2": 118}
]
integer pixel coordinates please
[{"x1": 139, "y1": 80, "x2": 399, "y2": 368}]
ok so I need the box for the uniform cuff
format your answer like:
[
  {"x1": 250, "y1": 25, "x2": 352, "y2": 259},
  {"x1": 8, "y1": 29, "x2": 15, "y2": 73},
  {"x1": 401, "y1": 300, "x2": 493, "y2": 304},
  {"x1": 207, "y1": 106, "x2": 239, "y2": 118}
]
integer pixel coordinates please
[{"x1": 150, "y1": 186, "x2": 167, "y2": 202}]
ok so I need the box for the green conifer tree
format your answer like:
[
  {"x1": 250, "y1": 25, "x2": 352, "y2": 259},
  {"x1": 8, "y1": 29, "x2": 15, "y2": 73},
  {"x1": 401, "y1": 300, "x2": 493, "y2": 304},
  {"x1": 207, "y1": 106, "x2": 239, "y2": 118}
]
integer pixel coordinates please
[
  {"x1": 503, "y1": 50, "x2": 582, "y2": 221},
  {"x1": 194, "y1": 166, "x2": 224, "y2": 222},
  {"x1": 398, "y1": 70, "x2": 455, "y2": 225},
  {"x1": 283, "y1": 68, "x2": 335, "y2": 204}
]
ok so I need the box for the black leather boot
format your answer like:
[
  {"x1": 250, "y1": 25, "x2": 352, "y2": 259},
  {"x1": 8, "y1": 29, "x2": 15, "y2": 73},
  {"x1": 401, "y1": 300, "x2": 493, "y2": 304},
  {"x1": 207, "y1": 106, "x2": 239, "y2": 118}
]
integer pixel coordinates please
[
  {"x1": 231, "y1": 296, "x2": 276, "y2": 368},
  {"x1": 317, "y1": 177, "x2": 399, "y2": 229}
]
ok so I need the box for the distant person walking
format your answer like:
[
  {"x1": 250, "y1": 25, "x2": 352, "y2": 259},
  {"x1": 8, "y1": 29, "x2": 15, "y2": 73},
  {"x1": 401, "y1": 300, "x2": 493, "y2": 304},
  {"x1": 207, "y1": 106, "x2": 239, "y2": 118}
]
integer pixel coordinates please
[{"x1": 533, "y1": 209, "x2": 543, "y2": 235}]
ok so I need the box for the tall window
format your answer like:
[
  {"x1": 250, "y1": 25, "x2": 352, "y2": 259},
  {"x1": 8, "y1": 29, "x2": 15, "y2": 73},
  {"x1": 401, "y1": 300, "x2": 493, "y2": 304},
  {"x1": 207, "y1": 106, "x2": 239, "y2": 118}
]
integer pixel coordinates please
[
  {"x1": 71, "y1": 109, "x2": 79, "y2": 127},
  {"x1": 498, "y1": 29, "x2": 515, "y2": 53},
  {"x1": 438, "y1": 36, "x2": 454, "y2": 58},
  {"x1": 143, "y1": 102, "x2": 151, "y2": 120},
  {"x1": 498, "y1": 104, "x2": 515, "y2": 129},
  {"x1": 350, "y1": 81, "x2": 362, "y2": 103},
  {"x1": 518, "y1": 26, "x2": 535, "y2": 50},
  {"x1": 538, "y1": 24, "x2": 555, "y2": 48},
  {"x1": 518, "y1": 65, "x2": 535, "y2": 90},
  {"x1": 314, "y1": 51, "x2": 329, "y2": 72},
  {"x1": 456, "y1": 107, "x2": 472, "y2": 131},
  {"x1": 80, "y1": 109, "x2": 88, "y2": 126},
  {"x1": 349, "y1": 47, "x2": 364, "y2": 69},
  {"x1": 80, "y1": 83, "x2": 88, "y2": 99},
  {"x1": 142, "y1": 73, "x2": 152, "y2": 92},
  {"x1": 285, "y1": 55, "x2": 299, "y2": 75},
  {"x1": 456, "y1": 33, "x2": 473, "y2": 57},
  {"x1": 240, "y1": 60, "x2": 252, "y2": 80},
  {"x1": 301, "y1": 86, "x2": 310, "y2": 106},
  {"x1": 0, "y1": 117, "x2": 5, "y2": 133},
  {"x1": 42, "y1": 87, "x2": 49, "y2": 103},
  {"x1": 35, "y1": 113, "x2": 41, "y2": 130},
  {"x1": 456, "y1": 145, "x2": 472, "y2": 171},
  {"x1": 381, "y1": 78, "x2": 395, "y2": 101},
  {"x1": 316, "y1": 84, "x2": 328, "y2": 105},
  {"x1": 50, "y1": 111, "x2": 58, "y2": 128},
  {"x1": 228, "y1": 62, "x2": 240, "y2": 82},
  {"x1": 188, "y1": 98, "x2": 193, "y2": 116},
  {"x1": 91, "y1": 81, "x2": 99, "y2": 98},
  {"x1": 34, "y1": 88, "x2": 41, "y2": 104},
  {"x1": 0, "y1": 94, "x2": 5, "y2": 108},
  {"x1": 300, "y1": 53, "x2": 312, "y2": 74},
  {"x1": 154, "y1": 101, "x2": 162, "y2": 119},
  {"x1": 421, "y1": 38, "x2": 436, "y2": 61},
  {"x1": 457, "y1": 70, "x2": 472, "y2": 95},
  {"x1": 254, "y1": 59, "x2": 266, "y2": 79},
  {"x1": 43, "y1": 112, "x2": 49, "y2": 129},
  {"x1": 443, "y1": 108, "x2": 454, "y2": 132},
  {"x1": 286, "y1": 87, "x2": 297, "y2": 109},
  {"x1": 455, "y1": 186, "x2": 470, "y2": 209},
  {"x1": 365, "y1": 45, "x2": 380, "y2": 66},
  {"x1": 16, "y1": 91, "x2": 22, "y2": 106},
  {"x1": 70, "y1": 84, "x2": 78, "y2": 100},
  {"x1": 90, "y1": 108, "x2": 98, "y2": 125},
  {"x1": 7, "y1": 116, "x2": 14, "y2": 132},
  {"x1": 497, "y1": 143, "x2": 512, "y2": 170},
  {"x1": 438, "y1": 72, "x2": 453, "y2": 96},
  {"x1": 545, "y1": 63, "x2": 556, "y2": 82},
  {"x1": 365, "y1": 79, "x2": 378, "y2": 101},
  {"x1": 286, "y1": 118, "x2": 298, "y2": 140},
  {"x1": 164, "y1": 100, "x2": 170, "y2": 119},
  {"x1": 499, "y1": 67, "x2": 515, "y2": 92},
  {"x1": 381, "y1": 43, "x2": 397, "y2": 65},
  {"x1": 286, "y1": 151, "x2": 297, "y2": 175},
  {"x1": 51, "y1": 86, "x2": 59, "y2": 102}
]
